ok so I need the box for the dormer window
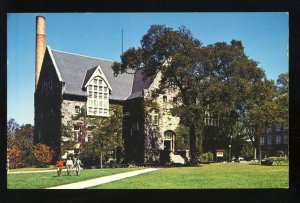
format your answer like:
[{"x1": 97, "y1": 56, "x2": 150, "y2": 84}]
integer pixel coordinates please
[
  {"x1": 87, "y1": 76, "x2": 109, "y2": 117},
  {"x1": 83, "y1": 65, "x2": 112, "y2": 117}
]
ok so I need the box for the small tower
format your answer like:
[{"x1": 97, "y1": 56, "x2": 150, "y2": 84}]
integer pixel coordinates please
[{"x1": 35, "y1": 16, "x2": 46, "y2": 90}]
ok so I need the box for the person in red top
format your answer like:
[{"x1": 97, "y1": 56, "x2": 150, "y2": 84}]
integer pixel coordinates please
[{"x1": 56, "y1": 158, "x2": 64, "y2": 177}]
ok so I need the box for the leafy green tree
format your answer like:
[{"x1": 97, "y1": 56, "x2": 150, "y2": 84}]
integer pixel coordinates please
[
  {"x1": 113, "y1": 25, "x2": 207, "y2": 163},
  {"x1": 175, "y1": 124, "x2": 190, "y2": 150},
  {"x1": 113, "y1": 25, "x2": 268, "y2": 164},
  {"x1": 88, "y1": 104, "x2": 124, "y2": 168},
  {"x1": 240, "y1": 79, "x2": 278, "y2": 160},
  {"x1": 276, "y1": 72, "x2": 288, "y2": 127},
  {"x1": 61, "y1": 122, "x2": 77, "y2": 158}
]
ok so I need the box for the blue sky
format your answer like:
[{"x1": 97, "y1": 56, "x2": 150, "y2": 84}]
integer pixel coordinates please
[{"x1": 7, "y1": 12, "x2": 288, "y2": 125}]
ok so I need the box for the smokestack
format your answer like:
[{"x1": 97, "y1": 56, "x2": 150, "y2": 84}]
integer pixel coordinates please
[{"x1": 35, "y1": 16, "x2": 46, "y2": 90}]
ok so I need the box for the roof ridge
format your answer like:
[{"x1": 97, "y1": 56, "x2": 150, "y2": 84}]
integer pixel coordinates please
[{"x1": 50, "y1": 47, "x2": 116, "y2": 62}]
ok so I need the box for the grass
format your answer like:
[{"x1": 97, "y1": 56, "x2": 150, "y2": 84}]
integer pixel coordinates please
[
  {"x1": 7, "y1": 163, "x2": 288, "y2": 189},
  {"x1": 90, "y1": 163, "x2": 288, "y2": 189},
  {"x1": 7, "y1": 168, "x2": 142, "y2": 189}
]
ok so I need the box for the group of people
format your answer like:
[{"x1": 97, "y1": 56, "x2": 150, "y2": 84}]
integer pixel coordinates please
[{"x1": 56, "y1": 156, "x2": 83, "y2": 177}]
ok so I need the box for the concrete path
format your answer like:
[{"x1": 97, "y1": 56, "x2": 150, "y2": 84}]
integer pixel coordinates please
[
  {"x1": 8, "y1": 168, "x2": 71, "y2": 174},
  {"x1": 47, "y1": 167, "x2": 162, "y2": 189}
]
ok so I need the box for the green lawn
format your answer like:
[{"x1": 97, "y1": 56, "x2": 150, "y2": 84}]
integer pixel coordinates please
[
  {"x1": 7, "y1": 168, "x2": 141, "y2": 189},
  {"x1": 90, "y1": 164, "x2": 289, "y2": 189},
  {"x1": 7, "y1": 163, "x2": 288, "y2": 189}
]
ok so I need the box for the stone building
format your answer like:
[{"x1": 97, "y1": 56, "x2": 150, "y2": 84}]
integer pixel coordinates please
[
  {"x1": 260, "y1": 124, "x2": 289, "y2": 157},
  {"x1": 34, "y1": 16, "x2": 183, "y2": 163}
]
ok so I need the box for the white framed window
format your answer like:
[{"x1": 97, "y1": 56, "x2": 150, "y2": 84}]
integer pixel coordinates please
[
  {"x1": 149, "y1": 109, "x2": 159, "y2": 125},
  {"x1": 73, "y1": 125, "x2": 80, "y2": 142},
  {"x1": 87, "y1": 76, "x2": 109, "y2": 117}
]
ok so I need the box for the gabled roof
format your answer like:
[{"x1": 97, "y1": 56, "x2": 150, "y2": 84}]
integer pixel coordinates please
[
  {"x1": 82, "y1": 66, "x2": 112, "y2": 91},
  {"x1": 81, "y1": 66, "x2": 97, "y2": 89},
  {"x1": 126, "y1": 70, "x2": 155, "y2": 100},
  {"x1": 49, "y1": 47, "x2": 136, "y2": 101}
]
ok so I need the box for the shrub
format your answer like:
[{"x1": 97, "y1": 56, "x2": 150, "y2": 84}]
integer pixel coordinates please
[
  {"x1": 32, "y1": 144, "x2": 55, "y2": 167},
  {"x1": 8, "y1": 145, "x2": 22, "y2": 169},
  {"x1": 198, "y1": 152, "x2": 214, "y2": 162}
]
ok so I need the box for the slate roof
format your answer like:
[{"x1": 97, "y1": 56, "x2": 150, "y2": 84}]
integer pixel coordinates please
[
  {"x1": 81, "y1": 66, "x2": 97, "y2": 89},
  {"x1": 49, "y1": 47, "x2": 153, "y2": 101},
  {"x1": 126, "y1": 70, "x2": 155, "y2": 100}
]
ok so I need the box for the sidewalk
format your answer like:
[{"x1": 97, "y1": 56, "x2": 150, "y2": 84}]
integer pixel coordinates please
[
  {"x1": 47, "y1": 167, "x2": 162, "y2": 189},
  {"x1": 8, "y1": 168, "x2": 72, "y2": 174}
]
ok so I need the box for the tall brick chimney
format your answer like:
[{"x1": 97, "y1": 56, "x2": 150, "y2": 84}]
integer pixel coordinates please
[{"x1": 35, "y1": 16, "x2": 46, "y2": 90}]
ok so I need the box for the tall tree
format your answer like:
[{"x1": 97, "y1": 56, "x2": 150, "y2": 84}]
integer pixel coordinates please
[
  {"x1": 276, "y1": 72, "x2": 289, "y2": 127},
  {"x1": 202, "y1": 40, "x2": 268, "y2": 160},
  {"x1": 113, "y1": 25, "x2": 267, "y2": 164},
  {"x1": 240, "y1": 79, "x2": 278, "y2": 160},
  {"x1": 113, "y1": 25, "x2": 206, "y2": 163},
  {"x1": 89, "y1": 104, "x2": 124, "y2": 168},
  {"x1": 7, "y1": 122, "x2": 35, "y2": 167}
]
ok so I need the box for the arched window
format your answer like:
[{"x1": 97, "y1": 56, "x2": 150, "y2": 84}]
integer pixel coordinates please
[
  {"x1": 87, "y1": 76, "x2": 109, "y2": 117},
  {"x1": 163, "y1": 131, "x2": 175, "y2": 151}
]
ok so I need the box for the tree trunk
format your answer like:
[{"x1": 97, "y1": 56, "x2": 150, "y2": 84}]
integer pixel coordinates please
[
  {"x1": 189, "y1": 123, "x2": 197, "y2": 164},
  {"x1": 254, "y1": 147, "x2": 257, "y2": 160}
]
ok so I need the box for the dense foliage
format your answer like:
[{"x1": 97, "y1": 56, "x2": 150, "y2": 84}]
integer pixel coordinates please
[
  {"x1": 113, "y1": 25, "x2": 288, "y2": 163},
  {"x1": 7, "y1": 118, "x2": 55, "y2": 168},
  {"x1": 32, "y1": 144, "x2": 55, "y2": 167}
]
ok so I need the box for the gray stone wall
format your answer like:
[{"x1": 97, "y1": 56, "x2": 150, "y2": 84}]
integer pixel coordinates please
[
  {"x1": 61, "y1": 99, "x2": 86, "y2": 125},
  {"x1": 143, "y1": 71, "x2": 180, "y2": 161}
]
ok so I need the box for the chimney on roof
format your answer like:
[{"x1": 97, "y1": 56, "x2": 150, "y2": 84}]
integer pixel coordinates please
[{"x1": 35, "y1": 16, "x2": 46, "y2": 90}]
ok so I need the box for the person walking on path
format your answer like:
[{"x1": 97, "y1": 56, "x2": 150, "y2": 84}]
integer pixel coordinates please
[
  {"x1": 56, "y1": 158, "x2": 64, "y2": 177},
  {"x1": 66, "y1": 157, "x2": 74, "y2": 176},
  {"x1": 74, "y1": 157, "x2": 84, "y2": 176}
]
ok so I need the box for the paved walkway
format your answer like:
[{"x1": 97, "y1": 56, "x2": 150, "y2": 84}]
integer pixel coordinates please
[
  {"x1": 47, "y1": 167, "x2": 162, "y2": 189},
  {"x1": 8, "y1": 168, "x2": 71, "y2": 174}
]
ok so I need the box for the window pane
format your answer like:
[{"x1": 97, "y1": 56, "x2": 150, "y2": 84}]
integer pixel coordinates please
[
  {"x1": 99, "y1": 93, "x2": 103, "y2": 99},
  {"x1": 88, "y1": 85, "x2": 92, "y2": 90},
  {"x1": 104, "y1": 93, "x2": 108, "y2": 99},
  {"x1": 163, "y1": 96, "x2": 167, "y2": 102},
  {"x1": 99, "y1": 80, "x2": 102, "y2": 85},
  {"x1": 104, "y1": 87, "x2": 108, "y2": 92},
  {"x1": 94, "y1": 79, "x2": 97, "y2": 84},
  {"x1": 94, "y1": 86, "x2": 98, "y2": 91},
  {"x1": 89, "y1": 91, "x2": 92, "y2": 98}
]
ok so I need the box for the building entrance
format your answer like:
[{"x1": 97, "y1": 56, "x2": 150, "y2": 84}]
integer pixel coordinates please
[{"x1": 163, "y1": 131, "x2": 175, "y2": 151}]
